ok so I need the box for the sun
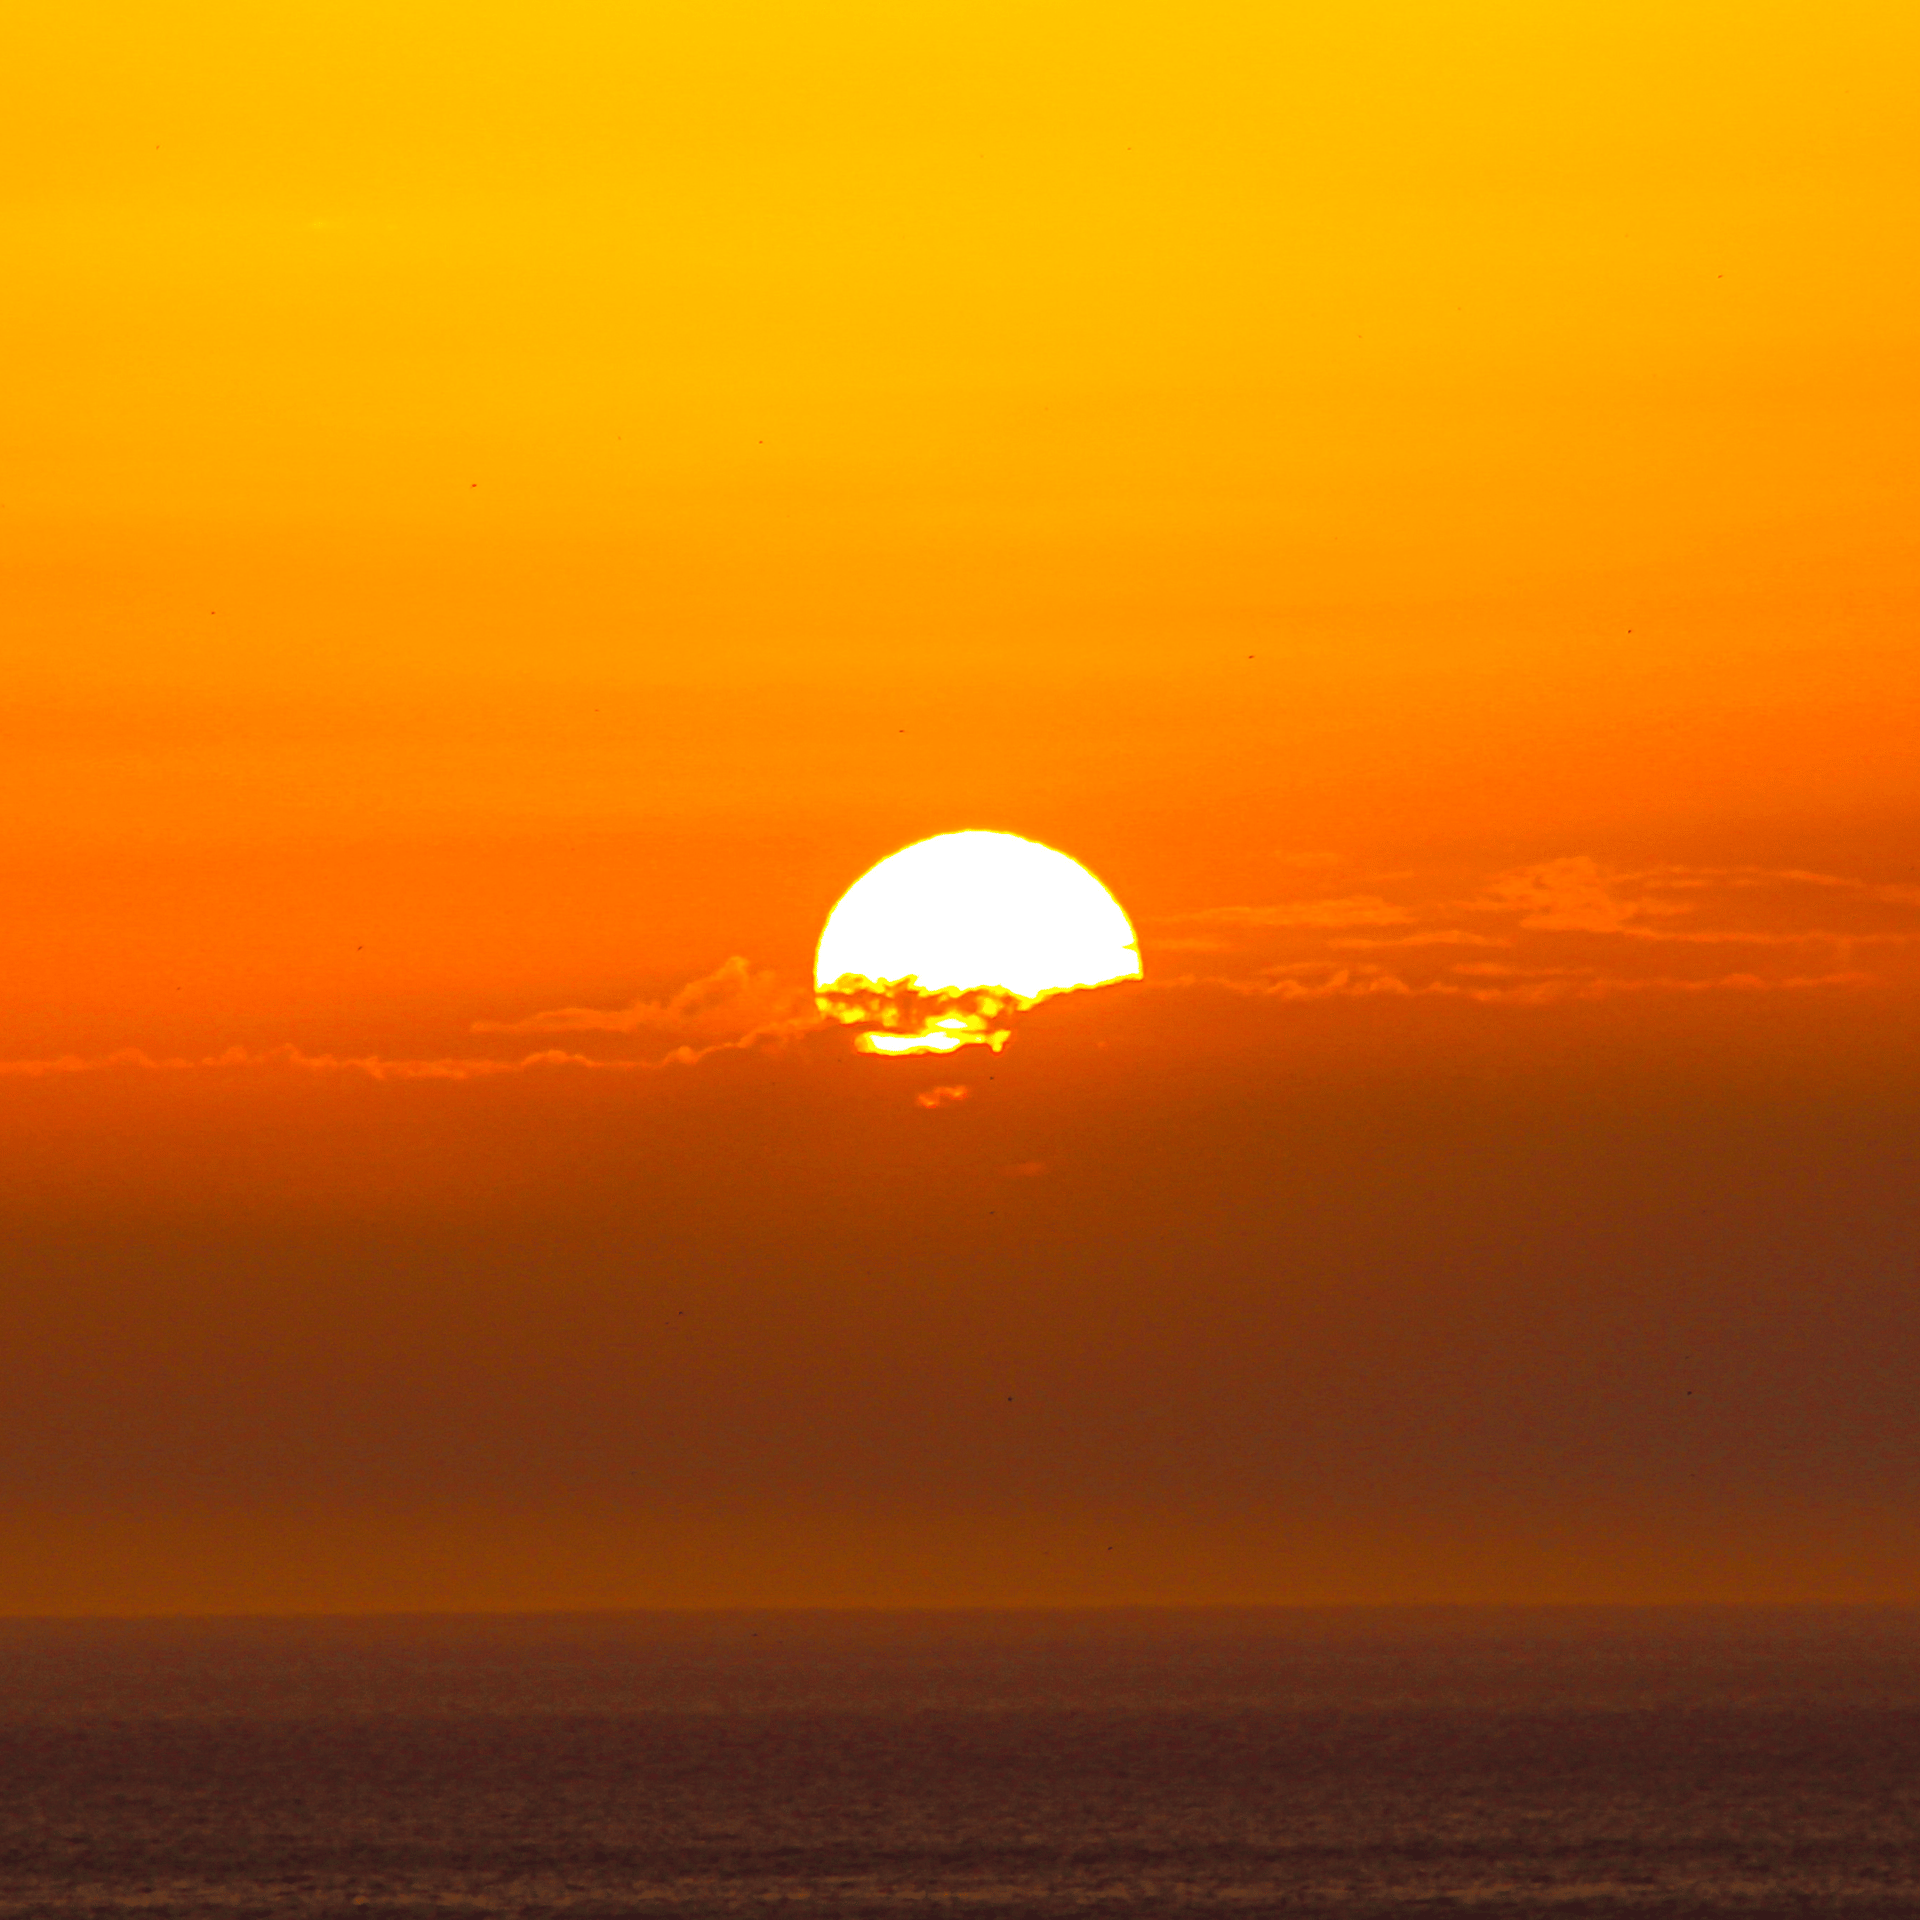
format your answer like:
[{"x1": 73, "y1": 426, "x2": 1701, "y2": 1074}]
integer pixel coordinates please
[{"x1": 815, "y1": 831, "x2": 1141, "y2": 1054}]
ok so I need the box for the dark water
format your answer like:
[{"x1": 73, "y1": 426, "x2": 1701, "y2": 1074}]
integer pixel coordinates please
[{"x1": 3, "y1": 1608, "x2": 1918, "y2": 1916}]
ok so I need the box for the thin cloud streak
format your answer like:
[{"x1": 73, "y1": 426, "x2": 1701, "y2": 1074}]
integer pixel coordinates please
[
  {"x1": 0, "y1": 1045, "x2": 651, "y2": 1081},
  {"x1": 1202, "y1": 965, "x2": 1878, "y2": 1006},
  {"x1": 0, "y1": 1030, "x2": 810, "y2": 1081},
  {"x1": 1166, "y1": 896, "x2": 1415, "y2": 929},
  {"x1": 1330, "y1": 930, "x2": 1512, "y2": 950}
]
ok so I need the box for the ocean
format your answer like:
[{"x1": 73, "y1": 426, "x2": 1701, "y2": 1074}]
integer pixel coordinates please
[{"x1": 2, "y1": 1607, "x2": 1916, "y2": 1915}]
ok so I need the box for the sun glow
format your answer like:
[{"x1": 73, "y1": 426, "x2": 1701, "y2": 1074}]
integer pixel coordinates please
[{"x1": 815, "y1": 831, "x2": 1140, "y2": 1054}]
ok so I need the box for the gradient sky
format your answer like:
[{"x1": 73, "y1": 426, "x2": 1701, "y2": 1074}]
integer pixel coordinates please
[{"x1": 4, "y1": 0, "x2": 1917, "y2": 1612}]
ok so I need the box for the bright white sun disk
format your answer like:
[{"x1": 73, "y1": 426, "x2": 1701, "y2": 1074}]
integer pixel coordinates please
[{"x1": 815, "y1": 831, "x2": 1139, "y2": 1052}]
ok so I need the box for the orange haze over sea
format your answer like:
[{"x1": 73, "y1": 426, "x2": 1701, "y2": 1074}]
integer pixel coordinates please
[{"x1": 4, "y1": 2, "x2": 1918, "y2": 1613}]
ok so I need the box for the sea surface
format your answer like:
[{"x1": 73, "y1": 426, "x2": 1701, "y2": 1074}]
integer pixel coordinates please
[{"x1": 2, "y1": 1607, "x2": 1917, "y2": 1916}]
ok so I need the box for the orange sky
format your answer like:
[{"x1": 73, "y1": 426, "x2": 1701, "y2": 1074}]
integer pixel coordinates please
[{"x1": 4, "y1": 0, "x2": 1918, "y2": 1612}]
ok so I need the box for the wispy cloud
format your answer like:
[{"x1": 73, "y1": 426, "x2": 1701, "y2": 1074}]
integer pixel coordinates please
[
  {"x1": 1473, "y1": 857, "x2": 1692, "y2": 934},
  {"x1": 1469, "y1": 858, "x2": 1920, "y2": 943},
  {"x1": 472, "y1": 957, "x2": 808, "y2": 1047},
  {"x1": 1168, "y1": 895, "x2": 1415, "y2": 930},
  {"x1": 1225, "y1": 962, "x2": 1874, "y2": 1006},
  {"x1": 1634, "y1": 865, "x2": 1920, "y2": 904},
  {"x1": 1331, "y1": 929, "x2": 1511, "y2": 950},
  {"x1": 0, "y1": 1045, "x2": 659, "y2": 1082}
]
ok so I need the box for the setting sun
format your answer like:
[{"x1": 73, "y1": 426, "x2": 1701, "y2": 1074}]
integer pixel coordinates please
[{"x1": 814, "y1": 831, "x2": 1140, "y2": 1054}]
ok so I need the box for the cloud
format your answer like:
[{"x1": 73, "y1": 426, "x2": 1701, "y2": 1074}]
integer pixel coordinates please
[
  {"x1": 1254, "y1": 969, "x2": 1421, "y2": 1000},
  {"x1": 0, "y1": 1017, "x2": 823, "y2": 1083},
  {"x1": 1470, "y1": 859, "x2": 1920, "y2": 946},
  {"x1": 1636, "y1": 865, "x2": 1920, "y2": 904},
  {"x1": 1464, "y1": 969, "x2": 1875, "y2": 1004},
  {"x1": 914, "y1": 1084, "x2": 971, "y2": 1109},
  {"x1": 816, "y1": 978, "x2": 1029, "y2": 1056},
  {"x1": 1331, "y1": 930, "x2": 1511, "y2": 950},
  {"x1": 1612, "y1": 927, "x2": 1920, "y2": 947},
  {"x1": 472, "y1": 957, "x2": 809, "y2": 1049},
  {"x1": 1220, "y1": 959, "x2": 1875, "y2": 1007},
  {"x1": 1474, "y1": 857, "x2": 1690, "y2": 934},
  {"x1": 0, "y1": 1045, "x2": 660, "y2": 1082},
  {"x1": 1169, "y1": 896, "x2": 1415, "y2": 930},
  {"x1": 1450, "y1": 961, "x2": 1587, "y2": 979}
]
